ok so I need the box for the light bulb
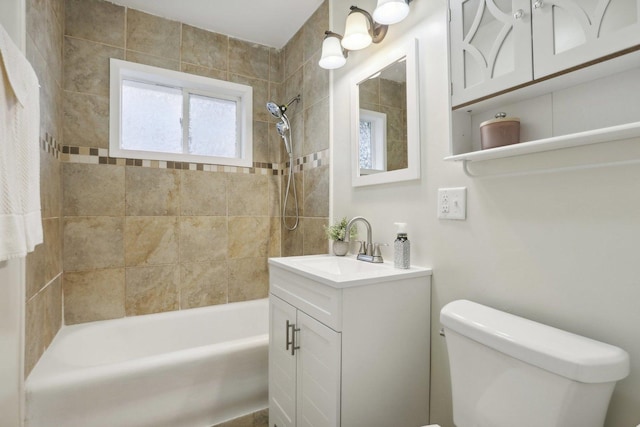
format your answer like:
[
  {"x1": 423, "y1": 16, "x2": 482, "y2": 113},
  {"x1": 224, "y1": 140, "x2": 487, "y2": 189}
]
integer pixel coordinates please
[
  {"x1": 341, "y1": 10, "x2": 372, "y2": 51},
  {"x1": 318, "y1": 35, "x2": 347, "y2": 69},
  {"x1": 372, "y1": 0, "x2": 410, "y2": 25}
]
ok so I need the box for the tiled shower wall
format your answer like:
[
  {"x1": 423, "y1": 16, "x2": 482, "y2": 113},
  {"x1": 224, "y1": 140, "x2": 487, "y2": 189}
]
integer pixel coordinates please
[
  {"x1": 24, "y1": 0, "x2": 64, "y2": 376},
  {"x1": 278, "y1": 1, "x2": 331, "y2": 257},
  {"x1": 60, "y1": 0, "x2": 330, "y2": 325}
]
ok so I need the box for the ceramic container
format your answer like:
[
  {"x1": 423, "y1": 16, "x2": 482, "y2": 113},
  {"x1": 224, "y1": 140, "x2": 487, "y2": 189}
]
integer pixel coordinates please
[{"x1": 480, "y1": 112, "x2": 520, "y2": 149}]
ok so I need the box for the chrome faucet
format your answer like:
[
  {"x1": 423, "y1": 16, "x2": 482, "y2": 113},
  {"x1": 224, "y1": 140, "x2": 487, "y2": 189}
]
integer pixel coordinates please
[{"x1": 344, "y1": 216, "x2": 383, "y2": 263}]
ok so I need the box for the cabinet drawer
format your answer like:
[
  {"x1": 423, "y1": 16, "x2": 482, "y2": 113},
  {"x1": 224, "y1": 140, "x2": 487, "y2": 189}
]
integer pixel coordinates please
[{"x1": 269, "y1": 266, "x2": 343, "y2": 331}]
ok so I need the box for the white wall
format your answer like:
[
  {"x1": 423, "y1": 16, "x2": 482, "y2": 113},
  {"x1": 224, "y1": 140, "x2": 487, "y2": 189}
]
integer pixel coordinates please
[
  {"x1": 0, "y1": 2, "x2": 27, "y2": 426},
  {"x1": 329, "y1": 0, "x2": 640, "y2": 426}
]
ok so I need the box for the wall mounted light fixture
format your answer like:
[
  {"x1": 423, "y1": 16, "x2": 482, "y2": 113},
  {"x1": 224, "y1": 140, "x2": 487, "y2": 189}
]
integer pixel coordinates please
[
  {"x1": 319, "y1": 0, "x2": 414, "y2": 70},
  {"x1": 318, "y1": 31, "x2": 348, "y2": 69},
  {"x1": 372, "y1": 0, "x2": 412, "y2": 24}
]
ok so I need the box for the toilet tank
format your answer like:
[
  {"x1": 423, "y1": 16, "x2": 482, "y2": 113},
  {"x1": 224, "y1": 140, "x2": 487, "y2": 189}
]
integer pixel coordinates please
[{"x1": 440, "y1": 300, "x2": 629, "y2": 427}]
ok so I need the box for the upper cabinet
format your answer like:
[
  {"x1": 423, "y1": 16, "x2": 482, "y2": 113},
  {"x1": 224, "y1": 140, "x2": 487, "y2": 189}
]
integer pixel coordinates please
[
  {"x1": 450, "y1": 0, "x2": 640, "y2": 108},
  {"x1": 533, "y1": 0, "x2": 640, "y2": 78},
  {"x1": 450, "y1": 0, "x2": 533, "y2": 106}
]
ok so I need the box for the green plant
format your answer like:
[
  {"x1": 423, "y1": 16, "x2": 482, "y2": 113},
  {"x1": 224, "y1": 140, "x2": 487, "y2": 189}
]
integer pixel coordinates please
[{"x1": 324, "y1": 217, "x2": 357, "y2": 241}]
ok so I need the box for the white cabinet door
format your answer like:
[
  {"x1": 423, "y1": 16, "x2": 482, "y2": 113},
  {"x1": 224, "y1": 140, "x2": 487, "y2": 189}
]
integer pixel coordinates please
[
  {"x1": 269, "y1": 296, "x2": 297, "y2": 427},
  {"x1": 296, "y1": 311, "x2": 341, "y2": 427},
  {"x1": 450, "y1": 0, "x2": 533, "y2": 106},
  {"x1": 532, "y1": 0, "x2": 640, "y2": 78}
]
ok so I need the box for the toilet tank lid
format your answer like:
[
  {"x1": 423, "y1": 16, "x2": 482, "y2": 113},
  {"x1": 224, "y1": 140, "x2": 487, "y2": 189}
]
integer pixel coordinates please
[{"x1": 440, "y1": 300, "x2": 630, "y2": 383}]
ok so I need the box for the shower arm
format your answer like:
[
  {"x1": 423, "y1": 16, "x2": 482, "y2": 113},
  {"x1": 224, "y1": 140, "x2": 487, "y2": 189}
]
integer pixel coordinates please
[{"x1": 283, "y1": 95, "x2": 301, "y2": 111}]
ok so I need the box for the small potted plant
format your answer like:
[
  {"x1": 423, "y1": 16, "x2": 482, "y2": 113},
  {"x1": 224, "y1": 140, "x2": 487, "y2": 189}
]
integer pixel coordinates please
[{"x1": 325, "y1": 217, "x2": 357, "y2": 256}]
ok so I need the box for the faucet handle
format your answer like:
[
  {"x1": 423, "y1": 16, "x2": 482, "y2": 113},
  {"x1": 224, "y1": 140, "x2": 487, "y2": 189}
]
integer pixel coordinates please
[
  {"x1": 359, "y1": 241, "x2": 374, "y2": 256},
  {"x1": 372, "y1": 243, "x2": 388, "y2": 257},
  {"x1": 370, "y1": 243, "x2": 387, "y2": 263}
]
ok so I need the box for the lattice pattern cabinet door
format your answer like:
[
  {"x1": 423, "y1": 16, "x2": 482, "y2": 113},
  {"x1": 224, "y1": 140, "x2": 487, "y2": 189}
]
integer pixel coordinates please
[
  {"x1": 449, "y1": 0, "x2": 533, "y2": 106},
  {"x1": 532, "y1": 0, "x2": 640, "y2": 78}
]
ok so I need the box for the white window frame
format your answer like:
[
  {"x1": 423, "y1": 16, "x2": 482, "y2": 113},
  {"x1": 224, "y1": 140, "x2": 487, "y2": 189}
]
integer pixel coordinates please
[
  {"x1": 109, "y1": 58, "x2": 253, "y2": 167},
  {"x1": 358, "y1": 108, "x2": 387, "y2": 175}
]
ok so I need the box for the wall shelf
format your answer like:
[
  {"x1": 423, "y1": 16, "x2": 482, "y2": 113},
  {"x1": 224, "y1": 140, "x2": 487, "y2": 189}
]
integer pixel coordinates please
[
  {"x1": 446, "y1": 0, "x2": 640, "y2": 176},
  {"x1": 446, "y1": 64, "x2": 640, "y2": 178},
  {"x1": 445, "y1": 121, "x2": 640, "y2": 163}
]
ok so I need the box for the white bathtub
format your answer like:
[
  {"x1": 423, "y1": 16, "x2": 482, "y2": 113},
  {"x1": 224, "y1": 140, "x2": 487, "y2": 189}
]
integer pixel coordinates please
[{"x1": 25, "y1": 298, "x2": 269, "y2": 427}]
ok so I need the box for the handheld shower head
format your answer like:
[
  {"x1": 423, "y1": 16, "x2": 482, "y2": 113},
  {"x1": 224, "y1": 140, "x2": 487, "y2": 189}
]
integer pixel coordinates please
[
  {"x1": 268, "y1": 96, "x2": 301, "y2": 231},
  {"x1": 276, "y1": 120, "x2": 289, "y2": 136},
  {"x1": 276, "y1": 119, "x2": 292, "y2": 155}
]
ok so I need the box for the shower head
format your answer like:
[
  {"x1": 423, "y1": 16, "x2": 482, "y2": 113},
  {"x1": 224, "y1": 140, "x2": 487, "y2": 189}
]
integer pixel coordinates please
[
  {"x1": 266, "y1": 95, "x2": 301, "y2": 119},
  {"x1": 268, "y1": 96, "x2": 299, "y2": 157},
  {"x1": 266, "y1": 101, "x2": 283, "y2": 119}
]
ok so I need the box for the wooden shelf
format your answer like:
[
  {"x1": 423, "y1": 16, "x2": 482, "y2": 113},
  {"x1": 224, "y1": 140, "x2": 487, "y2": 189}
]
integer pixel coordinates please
[{"x1": 445, "y1": 121, "x2": 640, "y2": 163}]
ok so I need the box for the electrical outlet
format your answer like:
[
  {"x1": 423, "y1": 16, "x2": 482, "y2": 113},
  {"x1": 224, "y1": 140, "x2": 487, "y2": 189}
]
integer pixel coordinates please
[{"x1": 438, "y1": 187, "x2": 467, "y2": 220}]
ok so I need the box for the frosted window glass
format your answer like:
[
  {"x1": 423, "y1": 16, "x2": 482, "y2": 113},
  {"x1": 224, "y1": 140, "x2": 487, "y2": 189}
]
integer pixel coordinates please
[
  {"x1": 121, "y1": 80, "x2": 183, "y2": 153},
  {"x1": 359, "y1": 120, "x2": 373, "y2": 169},
  {"x1": 189, "y1": 94, "x2": 238, "y2": 158},
  {"x1": 111, "y1": 59, "x2": 252, "y2": 167}
]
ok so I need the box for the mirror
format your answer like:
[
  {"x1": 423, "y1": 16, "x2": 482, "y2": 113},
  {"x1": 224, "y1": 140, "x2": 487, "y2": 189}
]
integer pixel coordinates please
[{"x1": 351, "y1": 38, "x2": 419, "y2": 187}]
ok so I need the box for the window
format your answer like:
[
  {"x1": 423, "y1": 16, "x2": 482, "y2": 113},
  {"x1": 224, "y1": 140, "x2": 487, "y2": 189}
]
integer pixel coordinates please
[
  {"x1": 110, "y1": 59, "x2": 253, "y2": 167},
  {"x1": 358, "y1": 109, "x2": 387, "y2": 175}
]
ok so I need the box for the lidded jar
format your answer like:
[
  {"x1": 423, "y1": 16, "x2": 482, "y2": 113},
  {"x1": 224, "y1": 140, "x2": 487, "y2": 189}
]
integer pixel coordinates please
[{"x1": 480, "y1": 112, "x2": 520, "y2": 150}]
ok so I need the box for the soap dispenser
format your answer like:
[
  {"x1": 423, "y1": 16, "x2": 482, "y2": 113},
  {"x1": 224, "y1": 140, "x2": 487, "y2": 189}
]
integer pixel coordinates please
[{"x1": 393, "y1": 222, "x2": 410, "y2": 269}]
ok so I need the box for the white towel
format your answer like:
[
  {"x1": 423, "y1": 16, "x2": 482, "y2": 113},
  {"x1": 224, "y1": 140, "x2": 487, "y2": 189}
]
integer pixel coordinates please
[{"x1": 0, "y1": 23, "x2": 42, "y2": 261}]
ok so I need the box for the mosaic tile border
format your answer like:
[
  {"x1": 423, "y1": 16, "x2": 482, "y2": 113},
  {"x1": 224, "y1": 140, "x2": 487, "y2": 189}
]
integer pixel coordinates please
[
  {"x1": 41, "y1": 133, "x2": 62, "y2": 159},
  {"x1": 287, "y1": 149, "x2": 329, "y2": 174},
  {"x1": 59, "y1": 145, "x2": 329, "y2": 175}
]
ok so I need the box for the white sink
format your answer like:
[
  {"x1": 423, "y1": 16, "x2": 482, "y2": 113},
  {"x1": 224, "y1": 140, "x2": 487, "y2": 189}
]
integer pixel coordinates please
[{"x1": 268, "y1": 254, "x2": 431, "y2": 288}]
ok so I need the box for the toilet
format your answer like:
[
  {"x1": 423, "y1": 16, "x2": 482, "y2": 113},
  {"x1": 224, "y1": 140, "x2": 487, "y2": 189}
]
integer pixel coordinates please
[{"x1": 437, "y1": 299, "x2": 629, "y2": 427}]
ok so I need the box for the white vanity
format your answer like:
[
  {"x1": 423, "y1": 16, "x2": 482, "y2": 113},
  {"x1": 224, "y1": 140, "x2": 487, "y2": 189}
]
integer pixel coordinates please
[{"x1": 268, "y1": 255, "x2": 432, "y2": 427}]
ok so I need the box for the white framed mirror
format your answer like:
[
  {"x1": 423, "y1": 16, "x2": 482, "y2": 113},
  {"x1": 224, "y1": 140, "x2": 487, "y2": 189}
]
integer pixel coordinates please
[{"x1": 350, "y1": 38, "x2": 420, "y2": 187}]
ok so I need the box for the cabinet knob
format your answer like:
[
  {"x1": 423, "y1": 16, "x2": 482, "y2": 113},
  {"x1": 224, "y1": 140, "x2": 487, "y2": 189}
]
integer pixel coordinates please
[
  {"x1": 513, "y1": 9, "x2": 525, "y2": 20},
  {"x1": 534, "y1": 1, "x2": 544, "y2": 9}
]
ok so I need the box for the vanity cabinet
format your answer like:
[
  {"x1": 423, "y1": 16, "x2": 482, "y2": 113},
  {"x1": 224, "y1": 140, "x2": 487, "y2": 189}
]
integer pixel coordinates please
[
  {"x1": 269, "y1": 295, "x2": 341, "y2": 427},
  {"x1": 450, "y1": 0, "x2": 640, "y2": 107},
  {"x1": 268, "y1": 256, "x2": 432, "y2": 427}
]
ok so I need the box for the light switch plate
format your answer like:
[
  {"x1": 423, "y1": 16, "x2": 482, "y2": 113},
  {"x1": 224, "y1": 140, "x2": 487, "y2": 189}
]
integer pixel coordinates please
[{"x1": 438, "y1": 187, "x2": 467, "y2": 220}]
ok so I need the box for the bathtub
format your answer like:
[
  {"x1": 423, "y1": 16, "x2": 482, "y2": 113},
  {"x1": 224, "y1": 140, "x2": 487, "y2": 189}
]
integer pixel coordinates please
[{"x1": 25, "y1": 298, "x2": 269, "y2": 427}]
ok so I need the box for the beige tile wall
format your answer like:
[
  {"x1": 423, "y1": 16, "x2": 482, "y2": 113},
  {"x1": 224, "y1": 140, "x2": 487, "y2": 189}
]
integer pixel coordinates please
[
  {"x1": 61, "y1": 0, "x2": 331, "y2": 324},
  {"x1": 279, "y1": 1, "x2": 331, "y2": 256},
  {"x1": 24, "y1": 0, "x2": 64, "y2": 376}
]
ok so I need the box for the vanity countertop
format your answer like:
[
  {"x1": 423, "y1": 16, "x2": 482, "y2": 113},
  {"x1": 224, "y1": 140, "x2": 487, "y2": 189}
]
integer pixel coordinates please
[{"x1": 268, "y1": 254, "x2": 432, "y2": 288}]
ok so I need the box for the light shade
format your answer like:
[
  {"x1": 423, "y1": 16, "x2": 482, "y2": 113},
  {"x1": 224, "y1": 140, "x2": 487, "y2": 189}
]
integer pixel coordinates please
[
  {"x1": 318, "y1": 34, "x2": 347, "y2": 69},
  {"x1": 372, "y1": 0, "x2": 410, "y2": 25},
  {"x1": 341, "y1": 10, "x2": 372, "y2": 50}
]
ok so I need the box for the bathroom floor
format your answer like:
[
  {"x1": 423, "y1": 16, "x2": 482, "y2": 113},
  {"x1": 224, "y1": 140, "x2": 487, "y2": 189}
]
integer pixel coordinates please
[{"x1": 212, "y1": 409, "x2": 268, "y2": 427}]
